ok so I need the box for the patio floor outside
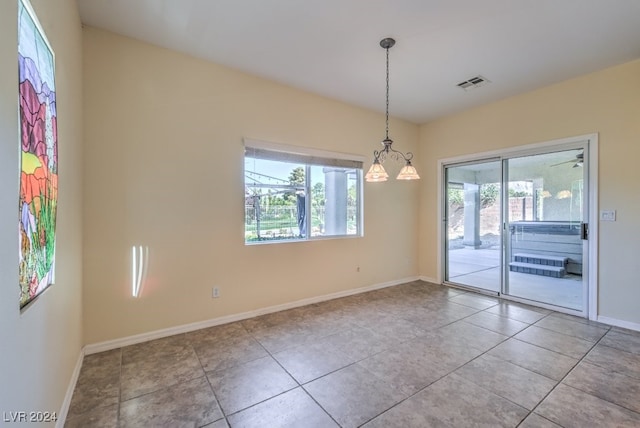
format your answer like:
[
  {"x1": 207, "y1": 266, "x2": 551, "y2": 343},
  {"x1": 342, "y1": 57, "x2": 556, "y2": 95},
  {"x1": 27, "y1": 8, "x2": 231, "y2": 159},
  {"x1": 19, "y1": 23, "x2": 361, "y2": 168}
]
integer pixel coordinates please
[{"x1": 447, "y1": 246, "x2": 582, "y2": 311}]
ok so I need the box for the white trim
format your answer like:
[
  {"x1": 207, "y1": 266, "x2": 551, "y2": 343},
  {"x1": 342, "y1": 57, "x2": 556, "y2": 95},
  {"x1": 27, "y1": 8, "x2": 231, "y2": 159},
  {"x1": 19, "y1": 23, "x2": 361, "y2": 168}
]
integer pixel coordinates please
[
  {"x1": 243, "y1": 136, "x2": 366, "y2": 244},
  {"x1": 56, "y1": 349, "x2": 85, "y2": 428},
  {"x1": 597, "y1": 316, "x2": 640, "y2": 332},
  {"x1": 587, "y1": 135, "x2": 599, "y2": 321},
  {"x1": 245, "y1": 233, "x2": 362, "y2": 246},
  {"x1": 419, "y1": 275, "x2": 439, "y2": 284},
  {"x1": 500, "y1": 293, "x2": 585, "y2": 317},
  {"x1": 437, "y1": 133, "x2": 599, "y2": 317},
  {"x1": 438, "y1": 133, "x2": 595, "y2": 165},
  {"x1": 243, "y1": 137, "x2": 366, "y2": 163},
  {"x1": 444, "y1": 281, "x2": 500, "y2": 298},
  {"x1": 436, "y1": 161, "x2": 444, "y2": 284},
  {"x1": 84, "y1": 277, "x2": 419, "y2": 355}
]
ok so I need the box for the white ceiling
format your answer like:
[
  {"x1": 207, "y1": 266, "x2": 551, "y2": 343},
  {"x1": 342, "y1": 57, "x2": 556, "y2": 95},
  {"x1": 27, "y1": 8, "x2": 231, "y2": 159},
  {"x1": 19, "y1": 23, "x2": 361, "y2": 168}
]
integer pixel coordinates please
[{"x1": 77, "y1": 0, "x2": 640, "y2": 124}]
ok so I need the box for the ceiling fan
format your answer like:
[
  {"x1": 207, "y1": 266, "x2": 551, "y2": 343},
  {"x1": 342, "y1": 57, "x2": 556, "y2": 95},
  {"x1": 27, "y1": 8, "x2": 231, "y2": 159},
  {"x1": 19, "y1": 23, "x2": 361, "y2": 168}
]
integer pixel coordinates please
[{"x1": 551, "y1": 152, "x2": 583, "y2": 168}]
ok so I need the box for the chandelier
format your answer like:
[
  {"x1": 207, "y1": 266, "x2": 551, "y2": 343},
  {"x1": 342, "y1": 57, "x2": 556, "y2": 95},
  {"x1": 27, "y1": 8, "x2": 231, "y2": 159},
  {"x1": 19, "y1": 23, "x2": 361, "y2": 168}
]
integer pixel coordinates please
[{"x1": 365, "y1": 38, "x2": 420, "y2": 182}]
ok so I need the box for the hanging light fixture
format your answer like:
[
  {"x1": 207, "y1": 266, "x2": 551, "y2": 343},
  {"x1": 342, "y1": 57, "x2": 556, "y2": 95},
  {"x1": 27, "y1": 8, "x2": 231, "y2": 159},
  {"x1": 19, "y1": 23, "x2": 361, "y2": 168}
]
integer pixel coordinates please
[{"x1": 365, "y1": 38, "x2": 420, "y2": 182}]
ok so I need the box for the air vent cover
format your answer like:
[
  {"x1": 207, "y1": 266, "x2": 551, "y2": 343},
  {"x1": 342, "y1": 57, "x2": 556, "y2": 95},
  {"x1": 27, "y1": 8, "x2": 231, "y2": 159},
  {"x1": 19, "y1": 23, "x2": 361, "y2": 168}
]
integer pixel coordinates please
[{"x1": 457, "y1": 75, "x2": 490, "y2": 91}]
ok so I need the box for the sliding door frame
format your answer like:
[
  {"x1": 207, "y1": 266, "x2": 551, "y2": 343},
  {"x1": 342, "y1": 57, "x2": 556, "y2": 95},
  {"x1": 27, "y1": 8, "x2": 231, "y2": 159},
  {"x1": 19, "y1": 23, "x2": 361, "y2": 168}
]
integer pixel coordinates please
[
  {"x1": 437, "y1": 133, "x2": 599, "y2": 319},
  {"x1": 443, "y1": 158, "x2": 503, "y2": 296}
]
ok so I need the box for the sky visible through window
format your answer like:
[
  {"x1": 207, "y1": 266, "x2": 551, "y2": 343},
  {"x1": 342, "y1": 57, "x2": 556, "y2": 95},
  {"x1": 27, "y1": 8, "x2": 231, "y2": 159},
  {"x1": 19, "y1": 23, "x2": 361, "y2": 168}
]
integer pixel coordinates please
[{"x1": 244, "y1": 157, "x2": 324, "y2": 190}]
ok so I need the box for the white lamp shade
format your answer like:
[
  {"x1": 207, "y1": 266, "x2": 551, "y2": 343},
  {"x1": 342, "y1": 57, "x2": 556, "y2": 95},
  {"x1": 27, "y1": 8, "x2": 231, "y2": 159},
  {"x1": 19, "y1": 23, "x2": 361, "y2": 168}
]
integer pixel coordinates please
[
  {"x1": 365, "y1": 162, "x2": 389, "y2": 182},
  {"x1": 396, "y1": 163, "x2": 420, "y2": 180}
]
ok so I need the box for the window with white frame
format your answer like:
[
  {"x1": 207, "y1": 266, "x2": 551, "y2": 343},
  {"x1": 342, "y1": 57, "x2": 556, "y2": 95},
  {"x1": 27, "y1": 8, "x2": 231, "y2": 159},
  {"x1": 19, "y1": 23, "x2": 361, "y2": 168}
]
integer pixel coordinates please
[{"x1": 244, "y1": 140, "x2": 363, "y2": 244}]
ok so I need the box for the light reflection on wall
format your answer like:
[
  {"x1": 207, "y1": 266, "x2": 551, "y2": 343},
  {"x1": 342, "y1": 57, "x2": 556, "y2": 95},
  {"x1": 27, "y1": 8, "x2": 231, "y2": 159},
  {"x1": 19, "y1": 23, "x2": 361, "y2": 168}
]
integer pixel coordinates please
[{"x1": 131, "y1": 245, "x2": 149, "y2": 297}]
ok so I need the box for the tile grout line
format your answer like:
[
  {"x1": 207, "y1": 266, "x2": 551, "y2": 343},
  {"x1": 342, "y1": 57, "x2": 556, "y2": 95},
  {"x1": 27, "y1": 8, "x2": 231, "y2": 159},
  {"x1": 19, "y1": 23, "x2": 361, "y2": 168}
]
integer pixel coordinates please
[
  {"x1": 354, "y1": 323, "x2": 518, "y2": 428},
  {"x1": 355, "y1": 302, "x2": 517, "y2": 427},
  {"x1": 553, "y1": 342, "x2": 640, "y2": 417},
  {"x1": 71, "y1": 282, "x2": 640, "y2": 426},
  {"x1": 516, "y1": 324, "x2": 612, "y2": 427},
  {"x1": 117, "y1": 347, "x2": 123, "y2": 427},
  {"x1": 433, "y1": 315, "x2": 535, "y2": 416},
  {"x1": 424, "y1": 297, "x2": 623, "y2": 426},
  {"x1": 399, "y1": 302, "x2": 590, "y2": 426},
  {"x1": 531, "y1": 312, "x2": 610, "y2": 340},
  {"x1": 72, "y1": 295, "x2": 503, "y2": 425},
  {"x1": 119, "y1": 334, "x2": 230, "y2": 426},
  {"x1": 240, "y1": 328, "x2": 344, "y2": 427},
  {"x1": 192, "y1": 336, "x2": 232, "y2": 428},
  {"x1": 338, "y1": 295, "x2": 515, "y2": 425},
  {"x1": 455, "y1": 305, "x2": 635, "y2": 426},
  {"x1": 237, "y1": 290, "x2": 467, "y2": 426},
  {"x1": 63, "y1": 352, "x2": 121, "y2": 424}
]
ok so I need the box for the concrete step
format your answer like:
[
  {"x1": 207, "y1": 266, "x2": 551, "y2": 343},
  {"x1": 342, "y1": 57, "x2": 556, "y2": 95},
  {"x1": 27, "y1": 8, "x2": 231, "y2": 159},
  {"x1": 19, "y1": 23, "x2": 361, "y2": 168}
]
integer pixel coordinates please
[
  {"x1": 513, "y1": 253, "x2": 568, "y2": 267},
  {"x1": 509, "y1": 261, "x2": 566, "y2": 278}
]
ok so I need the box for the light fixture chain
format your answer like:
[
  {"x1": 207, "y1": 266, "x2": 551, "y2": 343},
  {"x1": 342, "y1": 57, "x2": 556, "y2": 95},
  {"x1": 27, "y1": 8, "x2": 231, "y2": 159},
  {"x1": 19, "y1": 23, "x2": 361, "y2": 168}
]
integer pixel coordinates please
[
  {"x1": 385, "y1": 45, "x2": 390, "y2": 140},
  {"x1": 365, "y1": 37, "x2": 420, "y2": 182}
]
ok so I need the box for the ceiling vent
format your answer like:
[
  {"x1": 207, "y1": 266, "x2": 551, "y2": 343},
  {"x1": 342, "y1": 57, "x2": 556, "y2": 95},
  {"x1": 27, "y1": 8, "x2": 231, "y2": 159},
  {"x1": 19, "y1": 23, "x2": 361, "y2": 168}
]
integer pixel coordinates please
[{"x1": 457, "y1": 75, "x2": 490, "y2": 91}]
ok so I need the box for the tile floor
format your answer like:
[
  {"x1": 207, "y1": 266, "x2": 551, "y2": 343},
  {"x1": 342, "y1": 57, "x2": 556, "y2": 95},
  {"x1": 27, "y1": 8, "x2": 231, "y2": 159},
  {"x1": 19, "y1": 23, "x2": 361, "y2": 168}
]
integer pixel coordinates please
[{"x1": 64, "y1": 281, "x2": 640, "y2": 427}]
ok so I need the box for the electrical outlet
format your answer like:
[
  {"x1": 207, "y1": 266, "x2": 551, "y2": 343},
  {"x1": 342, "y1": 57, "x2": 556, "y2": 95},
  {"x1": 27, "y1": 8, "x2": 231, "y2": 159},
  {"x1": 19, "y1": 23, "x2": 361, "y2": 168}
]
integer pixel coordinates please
[{"x1": 212, "y1": 287, "x2": 220, "y2": 298}]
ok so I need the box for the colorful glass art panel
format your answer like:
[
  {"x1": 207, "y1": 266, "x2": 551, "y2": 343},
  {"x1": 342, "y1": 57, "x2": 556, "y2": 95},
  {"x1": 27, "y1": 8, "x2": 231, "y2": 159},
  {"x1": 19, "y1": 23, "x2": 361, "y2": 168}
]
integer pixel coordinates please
[{"x1": 18, "y1": 0, "x2": 57, "y2": 309}]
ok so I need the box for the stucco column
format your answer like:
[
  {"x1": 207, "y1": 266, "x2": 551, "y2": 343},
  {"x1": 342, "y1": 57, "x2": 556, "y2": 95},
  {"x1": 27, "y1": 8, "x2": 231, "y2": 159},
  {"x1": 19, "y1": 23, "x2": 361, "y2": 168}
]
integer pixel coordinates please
[
  {"x1": 463, "y1": 183, "x2": 482, "y2": 248},
  {"x1": 324, "y1": 168, "x2": 347, "y2": 235}
]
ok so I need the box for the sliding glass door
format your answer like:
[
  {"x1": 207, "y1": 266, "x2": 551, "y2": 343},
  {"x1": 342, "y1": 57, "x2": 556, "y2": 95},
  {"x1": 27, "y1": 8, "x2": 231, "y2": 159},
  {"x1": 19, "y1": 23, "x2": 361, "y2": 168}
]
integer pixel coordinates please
[
  {"x1": 445, "y1": 160, "x2": 502, "y2": 293},
  {"x1": 442, "y1": 141, "x2": 589, "y2": 314},
  {"x1": 503, "y1": 149, "x2": 587, "y2": 311}
]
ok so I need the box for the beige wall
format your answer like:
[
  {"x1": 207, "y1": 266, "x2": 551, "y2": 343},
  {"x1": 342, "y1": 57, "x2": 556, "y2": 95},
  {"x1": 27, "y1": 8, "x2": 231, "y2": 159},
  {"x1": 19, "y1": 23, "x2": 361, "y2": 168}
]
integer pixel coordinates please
[
  {"x1": 418, "y1": 59, "x2": 640, "y2": 325},
  {"x1": 82, "y1": 27, "x2": 420, "y2": 345},
  {"x1": 0, "y1": 0, "x2": 83, "y2": 420},
  {"x1": 2, "y1": 2, "x2": 639, "y2": 417}
]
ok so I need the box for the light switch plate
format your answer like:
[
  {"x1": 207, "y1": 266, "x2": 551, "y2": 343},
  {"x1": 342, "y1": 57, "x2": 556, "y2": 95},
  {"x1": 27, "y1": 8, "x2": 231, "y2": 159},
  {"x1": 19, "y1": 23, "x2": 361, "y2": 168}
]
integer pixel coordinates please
[{"x1": 600, "y1": 210, "x2": 616, "y2": 221}]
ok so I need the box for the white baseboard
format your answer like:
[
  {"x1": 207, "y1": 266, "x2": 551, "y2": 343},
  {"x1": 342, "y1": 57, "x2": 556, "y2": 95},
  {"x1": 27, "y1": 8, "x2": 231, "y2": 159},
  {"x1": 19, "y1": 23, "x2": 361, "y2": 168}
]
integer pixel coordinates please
[
  {"x1": 56, "y1": 348, "x2": 85, "y2": 428},
  {"x1": 84, "y1": 276, "x2": 420, "y2": 355},
  {"x1": 597, "y1": 316, "x2": 640, "y2": 332},
  {"x1": 419, "y1": 276, "x2": 439, "y2": 284}
]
